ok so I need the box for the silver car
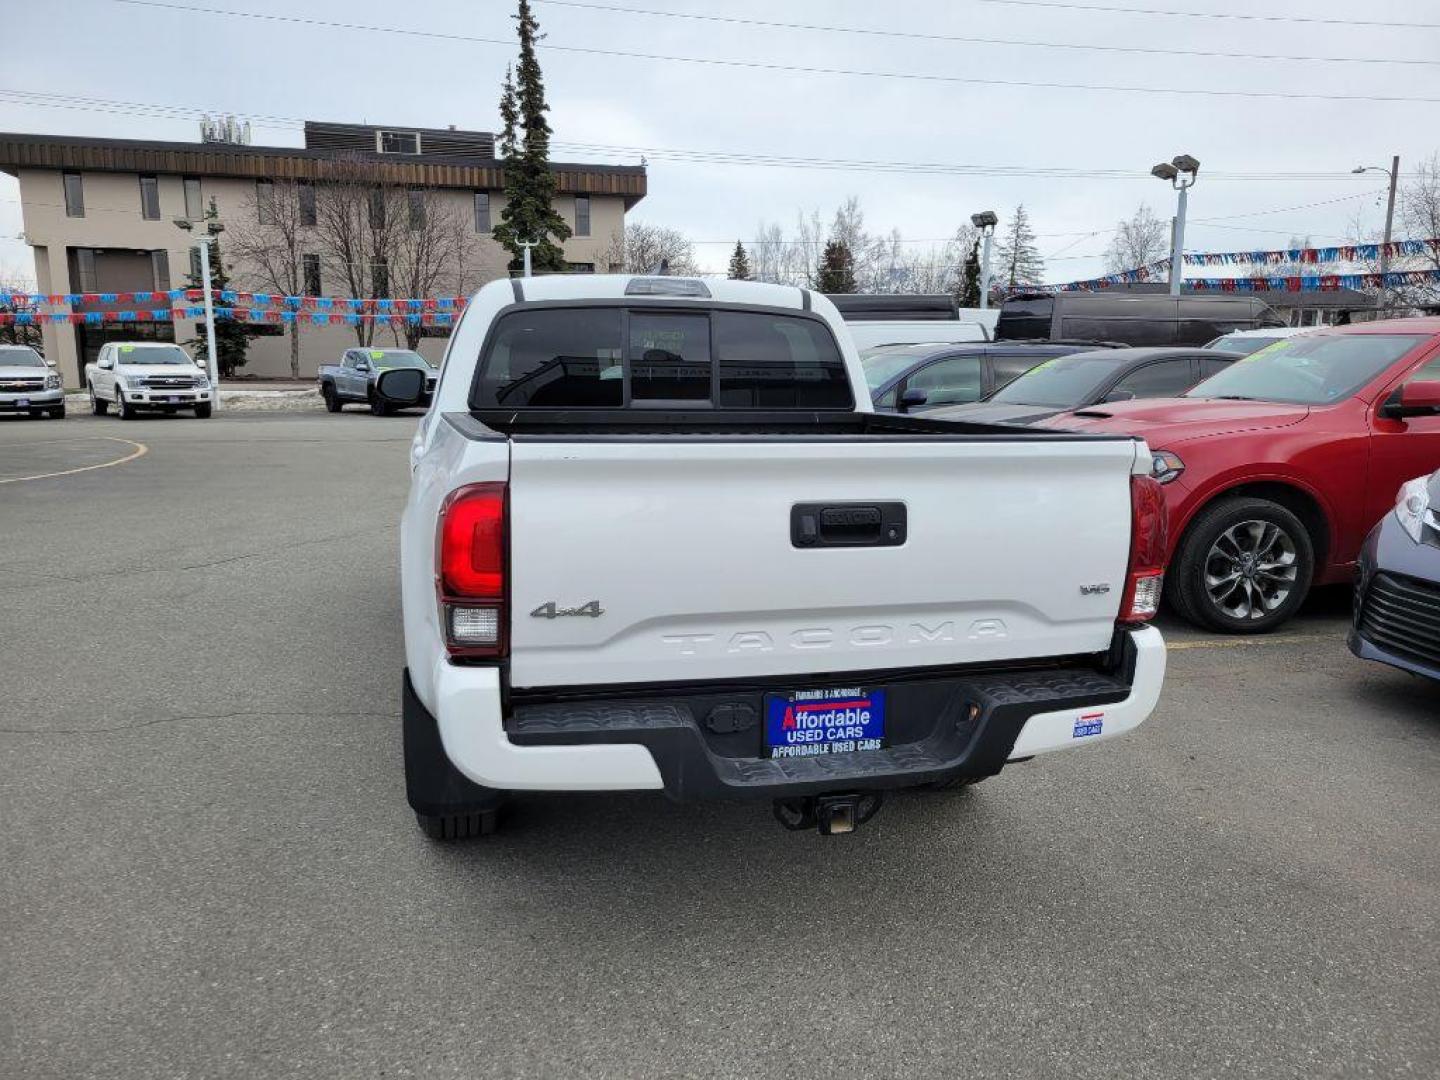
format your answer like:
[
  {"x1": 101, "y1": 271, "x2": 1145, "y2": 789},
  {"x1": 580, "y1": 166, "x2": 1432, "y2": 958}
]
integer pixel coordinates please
[{"x1": 0, "y1": 345, "x2": 64, "y2": 419}]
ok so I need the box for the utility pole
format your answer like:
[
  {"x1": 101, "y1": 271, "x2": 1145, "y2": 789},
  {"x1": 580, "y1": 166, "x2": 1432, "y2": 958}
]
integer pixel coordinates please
[
  {"x1": 175, "y1": 215, "x2": 221, "y2": 409},
  {"x1": 1152, "y1": 155, "x2": 1200, "y2": 297},
  {"x1": 1354, "y1": 156, "x2": 1401, "y2": 312},
  {"x1": 518, "y1": 238, "x2": 538, "y2": 278},
  {"x1": 970, "y1": 210, "x2": 998, "y2": 310}
]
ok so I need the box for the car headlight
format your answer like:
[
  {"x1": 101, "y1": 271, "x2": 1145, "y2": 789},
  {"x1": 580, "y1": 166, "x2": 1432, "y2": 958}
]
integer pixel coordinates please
[
  {"x1": 1394, "y1": 476, "x2": 1434, "y2": 543},
  {"x1": 193, "y1": 374, "x2": 210, "y2": 388},
  {"x1": 44, "y1": 373, "x2": 61, "y2": 389},
  {"x1": 121, "y1": 374, "x2": 148, "y2": 389},
  {"x1": 1151, "y1": 450, "x2": 1186, "y2": 484}
]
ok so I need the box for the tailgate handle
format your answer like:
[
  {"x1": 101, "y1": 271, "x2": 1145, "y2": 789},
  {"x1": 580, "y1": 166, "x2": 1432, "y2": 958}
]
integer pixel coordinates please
[{"x1": 792, "y1": 502, "x2": 906, "y2": 548}]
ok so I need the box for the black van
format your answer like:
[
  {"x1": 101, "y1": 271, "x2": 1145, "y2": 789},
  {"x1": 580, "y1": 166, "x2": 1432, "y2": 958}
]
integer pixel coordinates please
[{"x1": 995, "y1": 292, "x2": 1284, "y2": 347}]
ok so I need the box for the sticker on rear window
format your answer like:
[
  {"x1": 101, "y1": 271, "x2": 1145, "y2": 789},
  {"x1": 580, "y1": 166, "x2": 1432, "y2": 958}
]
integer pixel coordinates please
[{"x1": 370, "y1": 350, "x2": 385, "y2": 360}]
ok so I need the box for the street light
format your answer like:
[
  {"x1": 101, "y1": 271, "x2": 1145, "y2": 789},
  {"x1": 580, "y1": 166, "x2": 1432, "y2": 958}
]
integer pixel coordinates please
[
  {"x1": 970, "y1": 210, "x2": 998, "y2": 310},
  {"x1": 1353, "y1": 156, "x2": 1401, "y2": 312},
  {"x1": 1151, "y1": 155, "x2": 1199, "y2": 296},
  {"x1": 174, "y1": 216, "x2": 222, "y2": 409}
]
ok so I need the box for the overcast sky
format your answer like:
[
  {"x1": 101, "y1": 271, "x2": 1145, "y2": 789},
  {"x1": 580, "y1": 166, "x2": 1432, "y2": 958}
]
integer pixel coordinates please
[{"x1": 2, "y1": 0, "x2": 1438, "y2": 285}]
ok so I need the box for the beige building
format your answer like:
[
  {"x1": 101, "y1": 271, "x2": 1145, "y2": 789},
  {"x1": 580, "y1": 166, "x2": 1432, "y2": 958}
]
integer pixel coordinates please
[{"x1": 0, "y1": 122, "x2": 647, "y2": 386}]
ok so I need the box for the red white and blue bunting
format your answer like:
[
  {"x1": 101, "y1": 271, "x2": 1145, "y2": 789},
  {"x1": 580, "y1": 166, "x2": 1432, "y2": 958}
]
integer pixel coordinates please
[
  {"x1": 0, "y1": 289, "x2": 469, "y2": 328},
  {"x1": 1183, "y1": 238, "x2": 1440, "y2": 267}
]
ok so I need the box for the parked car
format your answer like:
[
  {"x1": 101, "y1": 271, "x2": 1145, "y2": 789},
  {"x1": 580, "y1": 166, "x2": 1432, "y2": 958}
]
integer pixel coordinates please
[
  {"x1": 317, "y1": 348, "x2": 437, "y2": 415},
  {"x1": 385, "y1": 274, "x2": 1167, "y2": 840},
  {"x1": 828, "y1": 292, "x2": 998, "y2": 339},
  {"x1": 927, "y1": 347, "x2": 1241, "y2": 427},
  {"x1": 848, "y1": 320, "x2": 989, "y2": 352},
  {"x1": 1350, "y1": 469, "x2": 1440, "y2": 681},
  {"x1": 861, "y1": 341, "x2": 1122, "y2": 412},
  {"x1": 85, "y1": 342, "x2": 212, "y2": 419},
  {"x1": 0, "y1": 344, "x2": 64, "y2": 419},
  {"x1": 996, "y1": 292, "x2": 1285, "y2": 347},
  {"x1": 1036, "y1": 318, "x2": 1440, "y2": 633},
  {"x1": 1204, "y1": 326, "x2": 1312, "y2": 356}
]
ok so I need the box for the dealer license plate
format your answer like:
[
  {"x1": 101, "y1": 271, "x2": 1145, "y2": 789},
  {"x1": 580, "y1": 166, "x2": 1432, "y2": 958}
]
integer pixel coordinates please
[
  {"x1": 16, "y1": 398, "x2": 29, "y2": 407},
  {"x1": 764, "y1": 686, "x2": 886, "y2": 759}
]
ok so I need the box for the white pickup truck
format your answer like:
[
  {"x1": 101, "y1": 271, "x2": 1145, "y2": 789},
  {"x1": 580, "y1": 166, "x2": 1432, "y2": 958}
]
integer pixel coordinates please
[
  {"x1": 386, "y1": 275, "x2": 1168, "y2": 839},
  {"x1": 85, "y1": 342, "x2": 213, "y2": 419}
]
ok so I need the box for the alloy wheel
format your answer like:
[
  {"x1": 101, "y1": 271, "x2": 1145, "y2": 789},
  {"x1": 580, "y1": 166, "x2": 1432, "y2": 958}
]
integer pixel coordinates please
[{"x1": 1203, "y1": 518, "x2": 1299, "y2": 621}]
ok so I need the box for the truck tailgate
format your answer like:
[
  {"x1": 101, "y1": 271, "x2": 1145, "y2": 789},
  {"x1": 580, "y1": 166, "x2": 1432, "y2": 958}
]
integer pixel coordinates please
[{"x1": 507, "y1": 436, "x2": 1140, "y2": 688}]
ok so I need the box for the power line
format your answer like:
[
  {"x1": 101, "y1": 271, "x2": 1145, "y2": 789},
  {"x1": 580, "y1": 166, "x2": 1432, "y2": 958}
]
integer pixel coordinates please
[
  {"x1": 0, "y1": 89, "x2": 1391, "y2": 184},
  {"x1": 530, "y1": 0, "x2": 1438, "y2": 66},
  {"x1": 103, "y1": 0, "x2": 1440, "y2": 104},
  {"x1": 976, "y1": 0, "x2": 1440, "y2": 29}
]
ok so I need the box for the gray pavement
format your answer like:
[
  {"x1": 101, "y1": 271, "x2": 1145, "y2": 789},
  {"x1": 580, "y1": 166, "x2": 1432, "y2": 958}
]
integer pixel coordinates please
[{"x1": 2, "y1": 412, "x2": 1437, "y2": 1080}]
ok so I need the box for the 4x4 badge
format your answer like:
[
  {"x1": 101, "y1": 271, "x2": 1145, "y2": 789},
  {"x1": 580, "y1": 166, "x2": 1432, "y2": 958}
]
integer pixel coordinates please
[{"x1": 531, "y1": 601, "x2": 604, "y2": 619}]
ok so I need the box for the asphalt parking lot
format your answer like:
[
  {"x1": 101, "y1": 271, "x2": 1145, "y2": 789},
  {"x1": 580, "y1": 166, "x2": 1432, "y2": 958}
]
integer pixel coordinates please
[{"x1": 2, "y1": 411, "x2": 1438, "y2": 1080}]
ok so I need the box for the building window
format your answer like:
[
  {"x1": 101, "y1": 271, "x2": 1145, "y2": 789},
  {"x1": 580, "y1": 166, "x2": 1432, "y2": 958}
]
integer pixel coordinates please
[
  {"x1": 151, "y1": 250, "x2": 171, "y2": 292},
  {"x1": 474, "y1": 191, "x2": 491, "y2": 233},
  {"x1": 372, "y1": 257, "x2": 389, "y2": 298},
  {"x1": 408, "y1": 188, "x2": 425, "y2": 230},
  {"x1": 63, "y1": 172, "x2": 84, "y2": 217},
  {"x1": 376, "y1": 130, "x2": 420, "y2": 155},
  {"x1": 183, "y1": 177, "x2": 203, "y2": 221},
  {"x1": 369, "y1": 189, "x2": 386, "y2": 229},
  {"x1": 303, "y1": 253, "x2": 322, "y2": 297},
  {"x1": 190, "y1": 248, "x2": 202, "y2": 282},
  {"x1": 574, "y1": 195, "x2": 590, "y2": 237},
  {"x1": 299, "y1": 181, "x2": 316, "y2": 227},
  {"x1": 139, "y1": 175, "x2": 161, "y2": 220},
  {"x1": 256, "y1": 179, "x2": 275, "y2": 224},
  {"x1": 75, "y1": 248, "x2": 97, "y2": 293}
]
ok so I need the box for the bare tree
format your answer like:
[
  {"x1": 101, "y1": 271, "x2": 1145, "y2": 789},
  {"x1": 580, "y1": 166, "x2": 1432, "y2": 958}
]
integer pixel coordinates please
[
  {"x1": 0, "y1": 263, "x2": 42, "y2": 349},
  {"x1": 749, "y1": 221, "x2": 790, "y2": 285},
  {"x1": 227, "y1": 179, "x2": 309, "y2": 377},
  {"x1": 390, "y1": 188, "x2": 483, "y2": 349},
  {"x1": 1398, "y1": 153, "x2": 1440, "y2": 306},
  {"x1": 1103, "y1": 204, "x2": 1168, "y2": 274},
  {"x1": 603, "y1": 222, "x2": 699, "y2": 276}
]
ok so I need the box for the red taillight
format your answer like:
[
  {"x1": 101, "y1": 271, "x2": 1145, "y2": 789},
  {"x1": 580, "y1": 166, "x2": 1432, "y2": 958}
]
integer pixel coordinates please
[
  {"x1": 1119, "y1": 474, "x2": 1169, "y2": 623},
  {"x1": 437, "y1": 483, "x2": 507, "y2": 657}
]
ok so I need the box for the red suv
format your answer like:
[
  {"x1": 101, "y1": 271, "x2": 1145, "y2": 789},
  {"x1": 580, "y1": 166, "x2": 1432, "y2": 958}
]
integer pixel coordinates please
[{"x1": 1037, "y1": 317, "x2": 1440, "y2": 632}]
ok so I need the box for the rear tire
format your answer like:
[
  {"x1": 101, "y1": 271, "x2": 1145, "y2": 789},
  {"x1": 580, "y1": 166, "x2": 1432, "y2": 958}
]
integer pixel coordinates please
[
  {"x1": 89, "y1": 384, "x2": 108, "y2": 416},
  {"x1": 416, "y1": 808, "x2": 502, "y2": 840},
  {"x1": 322, "y1": 383, "x2": 342, "y2": 413},
  {"x1": 1167, "y1": 496, "x2": 1315, "y2": 634}
]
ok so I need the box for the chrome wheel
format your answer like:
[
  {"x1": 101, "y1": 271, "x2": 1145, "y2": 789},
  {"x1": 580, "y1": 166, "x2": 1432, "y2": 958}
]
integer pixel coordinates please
[{"x1": 1204, "y1": 518, "x2": 1299, "y2": 621}]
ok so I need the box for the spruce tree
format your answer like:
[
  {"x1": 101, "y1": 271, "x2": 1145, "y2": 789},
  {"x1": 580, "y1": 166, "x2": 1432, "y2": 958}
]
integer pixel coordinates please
[
  {"x1": 816, "y1": 240, "x2": 856, "y2": 293},
  {"x1": 996, "y1": 204, "x2": 1045, "y2": 288},
  {"x1": 727, "y1": 241, "x2": 751, "y2": 280},
  {"x1": 494, "y1": 0, "x2": 571, "y2": 274},
  {"x1": 182, "y1": 198, "x2": 249, "y2": 376},
  {"x1": 955, "y1": 239, "x2": 982, "y2": 307}
]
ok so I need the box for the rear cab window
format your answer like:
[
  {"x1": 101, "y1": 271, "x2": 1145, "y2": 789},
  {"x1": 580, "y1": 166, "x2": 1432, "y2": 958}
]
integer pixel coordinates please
[{"x1": 471, "y1": 305, "x2": 854, "y2": 411}]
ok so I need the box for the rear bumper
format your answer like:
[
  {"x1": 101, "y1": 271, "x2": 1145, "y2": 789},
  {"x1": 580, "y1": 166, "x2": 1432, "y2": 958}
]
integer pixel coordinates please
[{"x1": 406, "y1": 626, "x2": 1165, "y2": 806}]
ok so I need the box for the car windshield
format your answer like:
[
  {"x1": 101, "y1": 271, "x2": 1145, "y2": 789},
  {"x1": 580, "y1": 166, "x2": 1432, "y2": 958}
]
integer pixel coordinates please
[
  {"x1": 118, "y1": 345, "x2": 192, "y2": 365},
  {"x1": 988, "y1": 354, "x2": 1124, "y2": 407},
  {"x1": 859, "y1": 347, "x2": 942, "y2": 391},
  {"x1": 372, "y1": 351, "x2": 432, "y2": 369},
  {"x1": 0, "y1": 346, "x2": 44, "y2": 367},
  {"x1": 1187, "y1": 334, "x2": 1429, "y2": 405},
  {"x1": 1206, "y1": 333, "x2": 1288, "y2": 357}
]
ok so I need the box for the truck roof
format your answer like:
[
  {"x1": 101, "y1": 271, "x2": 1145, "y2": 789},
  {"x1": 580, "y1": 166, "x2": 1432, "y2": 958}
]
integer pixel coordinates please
[{"x1": 490, "y1": 274, "x2": 807, "y2": 309}]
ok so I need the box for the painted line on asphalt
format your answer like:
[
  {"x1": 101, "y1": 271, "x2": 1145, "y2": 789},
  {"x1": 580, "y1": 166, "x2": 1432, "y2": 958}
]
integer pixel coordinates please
[
  {"x1": 1168, "y1": 634, "x2": 1317, "y2": 651},
  {"x1": 0, "y1": 437, "x2": 148, "y2": 486}
]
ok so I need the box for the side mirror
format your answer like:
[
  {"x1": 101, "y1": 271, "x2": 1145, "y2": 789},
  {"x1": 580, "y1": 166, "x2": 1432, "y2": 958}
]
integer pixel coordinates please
[
  {"x1": 45, "y1": 358, "x2": 56, "y2": 368},
  {"x1": 99, "y1": 358, "x2": 113, "y2": 370},
  {"x1": 356, "y1": 361, "x2": 371, "y2": 373},
  {"x1": 1103, "y1": 389, "x2": 1136, "y2": 403},
  {"x1": 1382, "y1": 380, "x2": 1440, "y2": 419},
  {"x1": 376, "y1": 367, "x2": 425, "y2": 407},
  {"x1": 898, "y1": 387, "x2": 929, "y2": 412}
]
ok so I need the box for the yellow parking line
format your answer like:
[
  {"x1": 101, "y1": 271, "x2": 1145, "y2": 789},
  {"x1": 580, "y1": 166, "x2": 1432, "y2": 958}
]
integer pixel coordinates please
[
  {"x1": 1168, "y1": 634, "x2": 1317, "y2": 651},
  {"x1": 0, "y1": 437, "x2": 148, "y2": 486}
]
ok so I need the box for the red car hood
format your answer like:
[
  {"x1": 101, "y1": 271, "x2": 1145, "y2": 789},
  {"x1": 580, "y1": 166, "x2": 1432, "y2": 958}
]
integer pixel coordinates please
[{"x1": 1035, "y1": 398, "x2": 1311, "y2": 445}]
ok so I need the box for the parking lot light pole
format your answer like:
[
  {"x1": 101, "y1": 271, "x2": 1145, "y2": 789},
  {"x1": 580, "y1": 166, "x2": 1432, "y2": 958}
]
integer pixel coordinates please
[
  {"x1": 970, "y1": 210, "x2": 998, "y2": 310},
  {"x1": 1353, "y1": 156, "x2": 1401, "y2": 312},
  {"x1": 518, "y1": 238, "x2": 538, "y2": 278},
  {"x1": 174, "y1": 218, "x2": 222, "y2": 410},
  {"x1": 1152, "y1": 155, "x2": 1200, "y2": 297}
]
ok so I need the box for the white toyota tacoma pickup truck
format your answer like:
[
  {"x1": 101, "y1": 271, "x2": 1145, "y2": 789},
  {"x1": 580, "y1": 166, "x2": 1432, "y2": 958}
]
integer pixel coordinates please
[{"x1": 387, "y1": 275, "x2": 1168, "y2": 839}]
